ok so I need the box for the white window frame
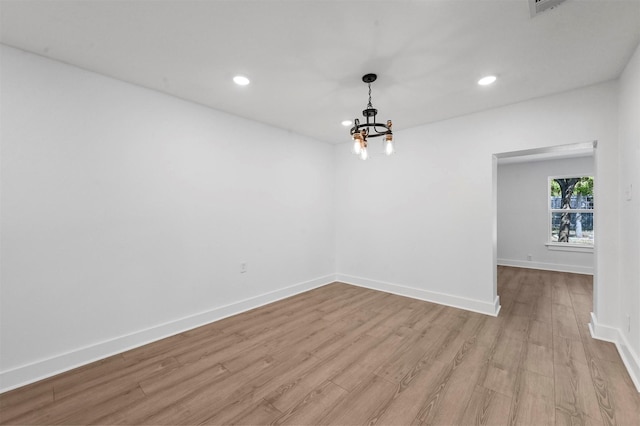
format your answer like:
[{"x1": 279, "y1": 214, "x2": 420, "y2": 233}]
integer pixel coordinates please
[{"x1": 547, "y1": 174, "x2": 594, "y2": 252}]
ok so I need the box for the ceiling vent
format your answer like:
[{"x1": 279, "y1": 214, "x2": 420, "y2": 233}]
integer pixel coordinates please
[{"x1": 529, "y1": 0, "x2": 567, "y2": 17}]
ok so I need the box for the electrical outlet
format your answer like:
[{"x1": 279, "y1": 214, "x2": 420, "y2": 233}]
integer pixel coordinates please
[
  {"x1": 627, "y1": 314, "x2": 631, "y2": 332},
  {"x1": 527, "y1": 254, "x2": 532, "y2": 261},
  {"x1": 240, "y1": 262, "x2": 247, "y2": 273}
]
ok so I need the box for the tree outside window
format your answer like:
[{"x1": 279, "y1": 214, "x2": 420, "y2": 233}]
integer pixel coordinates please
[{"x1": 549, "y1": 176, "x2": 594, "y2": 246}]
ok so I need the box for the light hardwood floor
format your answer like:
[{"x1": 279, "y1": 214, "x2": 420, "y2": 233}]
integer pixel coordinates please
[{"x1": 1, "y1": 267, "x2": 639, "y2": 425}]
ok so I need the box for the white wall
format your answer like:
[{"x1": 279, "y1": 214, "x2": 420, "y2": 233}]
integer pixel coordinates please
[
  {"x1": 610, "y1": 41, "x2": 640, "y2": 389},
  {"x1": 335, "y1": 81, "x2": 619, "y2": 319},
  {"x1": 497, "y1": 156, "x2": 594, "y2": 274},
  {"x1": 0, "y1": 45, "x2": 335, "y2": 391}
]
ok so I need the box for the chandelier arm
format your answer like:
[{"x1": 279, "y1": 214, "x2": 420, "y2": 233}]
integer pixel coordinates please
[
  {"x1": 371, "y1": 123, "x2": 392, "y2": 132},
  {"x1": 363, "y1": 131, "x2": 391, "y2": 138},
  {"x1": 352, "y1": 123, "x2": 392, "y2": 131}
]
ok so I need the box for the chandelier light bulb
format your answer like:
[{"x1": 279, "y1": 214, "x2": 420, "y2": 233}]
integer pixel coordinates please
[
  {"x1": 360, "y1": 147, "x2": 368, "y2": 160},
  {"x1": 353, "y1": 140, "x2": 362, "y2": 155},
  {"x1": 385, "y1": 139, "x2": 394, "y2": 156}
]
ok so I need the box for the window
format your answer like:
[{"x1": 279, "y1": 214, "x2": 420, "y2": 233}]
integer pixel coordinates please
[{"x1": 549, "y1": 176, "x2": 594, "y2": 247}]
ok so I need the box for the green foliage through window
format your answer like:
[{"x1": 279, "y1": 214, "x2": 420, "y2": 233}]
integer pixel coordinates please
[{"x1": 549, "y1": 176, "x2": 594, "y2": 246}]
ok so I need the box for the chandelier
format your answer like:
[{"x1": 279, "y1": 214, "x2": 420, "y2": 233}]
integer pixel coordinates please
[{"x1": 350, "y1": 73, "x2": 393, "y2": 160}]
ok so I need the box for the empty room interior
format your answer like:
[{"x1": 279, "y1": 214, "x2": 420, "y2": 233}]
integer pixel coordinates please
[{"x1": 1, "y1": 1, "x2": 640, "y2": 424}]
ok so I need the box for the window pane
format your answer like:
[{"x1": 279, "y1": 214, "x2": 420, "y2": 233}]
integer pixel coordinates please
[
  {"x1": 550, "y1": 196, "x2": 594, "y2": 209},
  {"x1": 550, "y1": 177, "x2": 594, "y2": 209},
  {"x1": 551, "y1": 212, "x2": 594, "y2": 245}
]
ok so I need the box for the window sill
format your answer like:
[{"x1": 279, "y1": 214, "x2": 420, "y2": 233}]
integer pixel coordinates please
[{"x1": 545, "y1": 243, "x2": 594, "y2": 253}]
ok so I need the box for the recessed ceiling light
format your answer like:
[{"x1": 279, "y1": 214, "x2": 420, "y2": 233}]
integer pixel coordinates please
[
  {"x1": 233, "y1": 75, "x2": 250, "y2": 86},
  {"x1": 478, "y1": 75, "x2": 497, "y2": 86},
  {"x1": 341, "y1": 120, "x2": 353, "y2": 127}
]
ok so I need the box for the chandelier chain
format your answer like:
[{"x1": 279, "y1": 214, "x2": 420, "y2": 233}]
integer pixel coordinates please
[{"x1": 367, "y1": 83, "x2": 373, "y2": 108}]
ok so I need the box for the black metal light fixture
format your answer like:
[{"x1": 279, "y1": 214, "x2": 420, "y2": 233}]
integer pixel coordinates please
[{"x1": 350, "y1": 73, "x2": 393, "y2": 160}]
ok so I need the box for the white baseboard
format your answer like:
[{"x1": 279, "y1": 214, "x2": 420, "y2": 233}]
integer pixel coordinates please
[
  {"x1": 588, "y1": 312, "x2": 619, "y2": 342},
  {"x1": 0, "y1": 274, "x2": 335, "y2": 393},
  {"x1": 590, "y1": 312, "x2": 640, "y2": 393},
  {"x1": 498, "y1": 258, "x2": 593, "y2": 275},
  {"x1": 335, "y1": 273, "x2": 500, "y2": 317}
]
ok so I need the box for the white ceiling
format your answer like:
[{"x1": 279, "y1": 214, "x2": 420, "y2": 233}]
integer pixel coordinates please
[{"x1": 1, "y1": 0, "x2": 639, "y2": 144}]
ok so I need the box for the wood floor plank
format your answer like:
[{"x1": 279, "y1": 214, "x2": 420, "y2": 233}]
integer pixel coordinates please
[
  {"x1": 566, "y1": 274, "x2": 592, "y2": 296},
  {"x1": 597, "y1": 358, "x2": 640, "y2": 424},
  {"x1": 0, "y1": 381, "x2": 54, "y2": 423},
  {"x1": 201, "y1": 332, "x2": 383, "y2": 424},
  {"x1": 226, "y1": 399, "x2": 282, "y2": 425},
  {"x1": 538, "y1": 272, "x2": 555, "y2": 299},
  {"x1": 330, "y1": 326, "x2": 413, "y2": 391},
  {"x1": 555, "y1": 408, "x2": 602, "y2": 425},
  {"x1": 364, "y1": 305, "x2": 417, "y2": 338},
  {"x1": 89, "y1": 359, "x2": 233, "y2": 424},
  {"x1": 189, "y1": 353, "x2": 325, "y2": 425},
  {"x1": 498, "y1": 290, "x2": 517, "y2": 315},
  {"x1": 318, "y1": 374, "x2": 397, "y2": 425},
  {"x1": 474, "y1": 316, "x2": 504, "y2": 348},
  {"x1": 222, "y1": 316, "x2": 332, "y2": 370},
  {"x1": 511, "y1": 301, "x2": 535, "y2": 318},
  {"x1": 502, "y1": 315, "x2": 530, "y2": 341},
  {"x1": 523, "y1": 342, "x2": 554, "y2": 377},
  {"x1": 481, "y1": 335, "x2": 524, "y2": 397},
  {"x1": 272, "y1": 380, "x2": 348, "y2": 425},
  {"x1": 554, "y1": 355, "x2": 603, "y2": 422},
  {"x1": 509, "y1": 369, "x2": 556, "y2": 425},
  {"x1": 404, "y1": 333, "x2": 486, "y2": 424},
  {"x1": 421, "y1": 342, "x2": 492, "y2": 426},
  {"x1": 319, "y1": 289, "x2": 387, "y2": 322},
  {"x1": 56, "y1": 386, "x2": 146, "y2": 425},
  {"x1": 515, "y1": 282, "x2": 541, "y2": 304},
  {"x1": 577, "y1": 321, "x2": 620, "y2": 363},
  {"x1": 554, "y1": 334, "x2": 588, "y2": 367},
  {"x1": 8, "y1": 355, "x2": 180, "y2": 424},
  {"x1": 7, "y1": 382, "x2": 146, "y2": 425},
  {"x1": 138, "y1": 352, "x2": 224, "y2": 395},
  {"x1": 435, "y1": 307, "x2": 471, "y2": 332},
  {"x1": 374, "y1": 325, "x2": 449, "y2": 384},
  {"x1": 50, "y1": 355, "x2": 128, "y2": 400},
  {"x1": 402, "y1": 300, "x2": 440, "y2": 329},
  {"x1": 308, "y1": 309, "x2": 399, "y2": 360},
  {"x1": 528, "y1": 318, "x2": 554, "y2": 347},
  {"x1": 459, "y1": 385, "x2": 512, "y2": 426},
  {"x1": 177, "y1": 311, "x2": 323, "y2": 367},
  {"x1": 374, "y1": 359, "x2": 449, "y2": 425},
  {"x1": 552, "y1": 277, "x2": 573, "y2": 307},
  {"x1": 171, "y1": 331, "x2": 247, "y2": 365},
  {"x1": 175, "y1": 353, "x2": 321, "y2": 425},
  {"x1": 263, "y1": 334, "x2": 384, "y2": 413},
  {"x1": 532, "y1": 294, "x2": 553, "y2": 323},
  {"x1": 268, "y1": 315, "x2": 363, "y2": 361},
  {"x1": 569, "y1": 293, "x2": 593, "y2": 322},
  {"x1": 553, "y1": 302, "x2": 582, "y2": 340},
  {"x1": 2, "y1": 270, "x2": 639, "y2": 426},
  {"x1": 582, "y1": 355, "x2": 619, "y2": 425}
]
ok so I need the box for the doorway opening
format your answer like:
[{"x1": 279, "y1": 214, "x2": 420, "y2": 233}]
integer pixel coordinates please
[{"x1": 492, "y1": 141, "x2": 597, "y2": 316}]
